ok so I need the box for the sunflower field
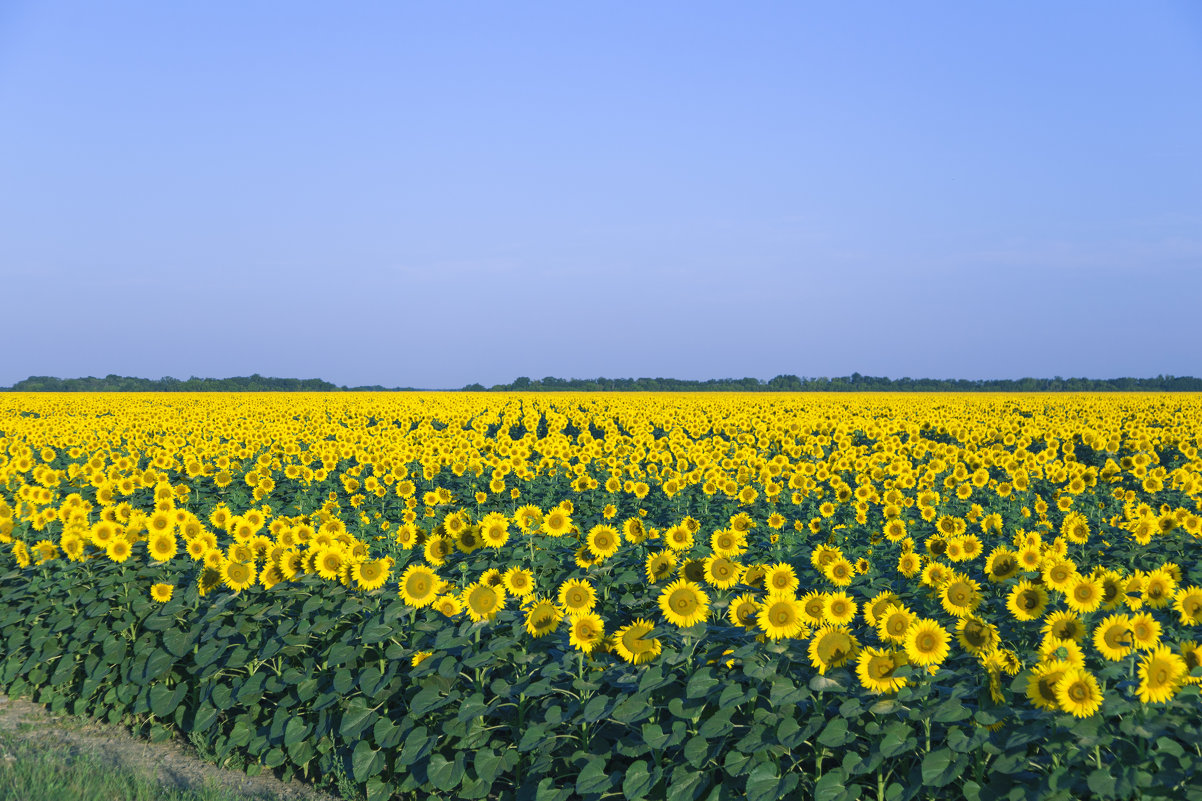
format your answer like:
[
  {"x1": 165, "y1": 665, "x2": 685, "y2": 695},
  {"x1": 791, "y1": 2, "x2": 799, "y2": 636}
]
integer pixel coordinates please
[{"x1": 2, "y1": 392, "x2": 1201, "y2": 801}]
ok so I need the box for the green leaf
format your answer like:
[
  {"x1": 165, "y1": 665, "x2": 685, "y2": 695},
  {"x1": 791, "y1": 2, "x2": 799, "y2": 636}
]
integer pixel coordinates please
[
  {"x1": 162, "y1": 628, "x2": 195, "y2": 658},
  {"x1": 817, "y1": 717, "x2": 851, "y2": 748},
  {"x1": 474, "y1": 749, "x2": 503, "y2": 785},
  {"x1": 332, "y1": 669, "x2": 354, "y2": 695},
  {"x1": 583, "y1": 695, "x2": 610, "y2": 723},
  {"x1": 576, "y1": 756, "x2": 612, "y2": 796},
  {"x1": 284, "y1": 717, "x2": 310, "y2": 747},
  {"x1": 428, "y1": 753, "x2": 460, "y2": 792},
  {"x1": 879, "y1": 722, "x2": 912, "y2": 759},
  {"x1": 745, "y1": 762, "x2": 780, "y2": 801},
  {"x1": 410, "y1": 685, "x2": 448, "y2": 717},
  {"x1": 149, "y1": 683, "x2": 187, "y2": 718},
  {"x1": 933, "y1": 699, "x2": 971, "y2": 723},
  {"x1": 365, "y1": 777, "x2": 391, "y2": 801},
  {"x1": 922, "y1": 749, "x2": 961, "y2": 787},
  {"x1": 339, "y1": 697, "x2": 374, "y2": 740},
  {"x1": 360, "y1": 621, "x2": 394, "y2": 644},
  {"x1": 623, "y1": 760, "x2": 653, "y2": 800},
  {"x1": 351, "y1": 740, "x2": 383, "y2": 783},
  {"x1": 611, "y1": 694, "x2": 651, "y2": 724},
  {"x1": 192, "y1": 703, "x2": 218, "y2": 733},
  {"x1": 686, "y1": 667, "x2": 719, "y2": 699},
  {"x1": 815, "y1": 769, "x2": 847, "y2": 801},
  {"x1": 685, "y1": 734, "x2": 709, "y2": 768},
  {"x1": 262, "y1": 748, "x2": 286, "y2": 768},
  {"x1": 699, "y1": 706, "x2": 735, "y2": 739}
]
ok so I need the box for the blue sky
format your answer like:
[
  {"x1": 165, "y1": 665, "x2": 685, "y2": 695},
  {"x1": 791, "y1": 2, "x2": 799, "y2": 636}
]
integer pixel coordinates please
[{"x1": 2, "y1": 2, "x2": 1200, "y2": 388}]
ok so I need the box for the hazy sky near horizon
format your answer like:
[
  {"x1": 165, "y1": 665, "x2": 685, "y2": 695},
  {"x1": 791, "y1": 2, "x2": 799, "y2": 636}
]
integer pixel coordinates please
[{"x1": 2, "y1": 2, "x2": 1200, "y2": 388}]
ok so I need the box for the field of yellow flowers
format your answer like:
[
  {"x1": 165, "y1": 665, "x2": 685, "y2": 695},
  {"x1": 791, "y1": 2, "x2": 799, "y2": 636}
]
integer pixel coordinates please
[{"x1": 1, "y1": 392, "x2": 1201, "y2": 801}]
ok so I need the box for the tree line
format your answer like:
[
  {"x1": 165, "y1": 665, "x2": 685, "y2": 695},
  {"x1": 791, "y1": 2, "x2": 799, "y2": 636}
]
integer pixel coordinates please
[
  {"x1": 4, "y1": 374, "x2": 344, "y2": 392},
  {"x1": 465, "y1": 373, "x2": 1202, "y2": 392},
  {"x1": 4, "y1": 373, "x2": 1200, "y2": 392}
]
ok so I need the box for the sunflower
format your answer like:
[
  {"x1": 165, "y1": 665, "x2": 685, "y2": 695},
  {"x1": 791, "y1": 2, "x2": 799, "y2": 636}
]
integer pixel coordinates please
[
  {"x1": 1056, "y1": 668, "x2": 1103, "y2": 717},
  {"x1": 663, "y1": 525, "x2": 694, "y2": 551},
  {"x1": 823, "y1": 592, "x2": 858, "y2": 627},
  {"x1": 679, "y1": 559, "x2": 706, "y2": 584},
  {"x1": 278, "y1": 550, "x2": 303, "y2": 580},
  {"x1": 1039, "y1": 636, "x2": 1085, "y2": 668},
  {"x1": 1129, "y1": 612, "x2": 1163, "y2": 651},
  {"x1": 558, "y1": 578, "x2": 596, "y2": 616},
  {"x1": 1043, "y1": 559, "x2": 1078, "y2": 593},
  {"x1": 524, "y1": 597, "x2": 562, "y2": 638},
  {"x1": 856, "y1": 647, "x2": 909, "y2": 694},
  {"x1": 1007, "y1": 581, "x2": 1049, "y2": 622},
  {"x1": 502, "y1": 567, "x2": 534, "y2": 598},
  {"x1": 260, "y1": 563, "x2": 284, "y2": 590},
  {"x1": 984, "y1": 548, "x2": 1020, "y2": 582},
  {"x1": 1142, "y1": 569, "x2": 1176, "y2": 609},
  {"x1": 863, "y1": 591, "x2": 900, "y2": 628},
  {"x1": 463, "y1": 582, "x2": 504, "y2": 623},
  {"x1": 313, "y1": 548, "x2": 344, "y2": 581},
  {"x1": 353, "y1": 559, "x2": 390, "y2": 591},
  {"x1": 940, "y1": 575, "x2": 982, "y2": 618},
  {"x1": 1063, "y1": 575, "x2": 1103, "y2": 614},
  {"x1": 809, "y1": 626, "x2": 859, "y2": 674},
  {"x1": 645, "y1": 550, "x2": 677, "y2": 583},
  {"x1": 222, "y1": 560, "x2": 256, "y2": 592},
  {"x1": 1043, "y1": 611, "x2": 1085, "y2": 643},
  {"x1": 1179, "y1": 641, "x2": 1202, "y2": 684},
  {"x1": 883, "y1": 519, "x2": 907, "y2": 543},
  {"x1": 1092, "y1": 614, "x2": 1134, "y2": 661},
  {"x1": 658, "y1": 580, "x2": 709, "y2": 628},
  {"x1": 541, "y1": 507, "x2": 573, "y2": 537},
  {"x1": 399, "y1": 565, "x2": 440, "y2": 608},
  {"x1": 1016, "y1": 546, "x2": 1043, "y2": 572},
  {"x1": 823, "y1": 558, "x2": 855, "y2": 587},
  {"x1": 1026, "y1": 659, "x2": 1072, "y2": 711},
  {"x1": 454, "y1": 526, "x2": 481, "y2": 554},
  {"x1": 1174, "y1": 586, "x2": 1202, "y2": 626},
  {"x1": 147, "y1": 532, "x2": 178, "y2": 562},
  {"x1": 1098, "y1": 570, "x2": 1125, "y2": 610},
  {"x1": 711, "y1": 528, "x2": 746, "y2": 557},
  {"x1": 585, "y1": 524, "x2": 621, "y2": 559},
  {"x1": 434, "y1": 595, "x2": 463, "y2": 617},
  {"x1": 106, "y1": 538, "x2": 132, "y2": 564},
  {"x1": 758, "y1": 594, "x2": 805, "y2": 640},
  {"x1": 703, "y1": 555, "x2": 744, "y2": 590},
  {"x1": 423, "y1": 534, "x2": 453, "y2": 566},
  {"x1": 878, "y1": 604, "x2": 916, "y2": 644},
  {"x1": 956, "y1": 616, "x2": 999, "y2": 655},
  {"x1": 479, "y1": 513, "x2": 510, "y2": 549},
  {"x1": 798, "y1": 591, "x2": 828, "y2": 627},
  {"x1": 197, "y1": 566, "x2": 222, "y2": 597},
  {"x1": 150, "y1": 583, "x2": 174, "y2": 603},
  {"x1": 904, "y1": 619, "x2": 951, "y2": 668},
  {"x1": 147, "y1": 510, "x2": 175, "y2": 536},
  {"x1": 569, "y1": 612, "x2": 605, "y2": 653},
  {"x1": 764, "y1": 563, "x2": 799, "y2": 594},
  {"x1": 897, "y1": 552, "x2": 921, "y2": 578},
  {"x1": 727, "y1": 593, "x2": 760, "y2": 628},
  {"x1": 514, "y1": 505, "x2": 543, "y2": 532},
  {"x1": 613, "y1": 619, "x2": 661, "y2": 665}
]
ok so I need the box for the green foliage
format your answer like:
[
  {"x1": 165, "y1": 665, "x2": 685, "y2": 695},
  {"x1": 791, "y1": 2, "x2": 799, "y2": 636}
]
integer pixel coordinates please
[{"x1": 4, "y1": 551, "x2": 1202, "y2": 801}]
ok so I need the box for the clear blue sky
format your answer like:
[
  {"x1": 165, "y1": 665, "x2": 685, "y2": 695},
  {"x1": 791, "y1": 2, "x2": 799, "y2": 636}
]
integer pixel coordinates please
[{"x1": 2, "y1": 2, "x2": 1200, "y2": 388}]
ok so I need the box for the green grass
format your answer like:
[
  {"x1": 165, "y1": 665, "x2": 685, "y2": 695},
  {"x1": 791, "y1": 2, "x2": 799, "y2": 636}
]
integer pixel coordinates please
[{"x1": 0, "y1": 731, "x2": 279, "y2": 801}]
